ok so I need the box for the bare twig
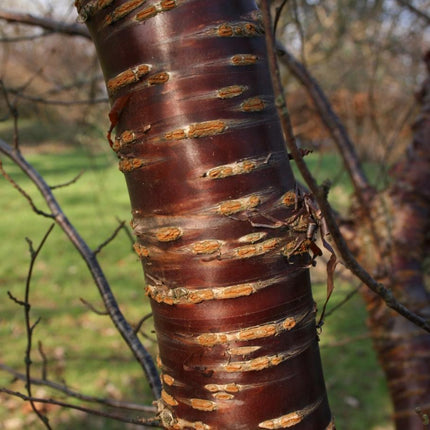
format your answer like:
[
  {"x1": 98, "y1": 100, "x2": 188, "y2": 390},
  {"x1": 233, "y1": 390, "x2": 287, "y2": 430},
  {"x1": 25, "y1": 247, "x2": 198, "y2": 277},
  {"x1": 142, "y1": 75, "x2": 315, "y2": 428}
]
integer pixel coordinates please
[
  {"x1": 396, "y1": 0, "x2": 430, "y2": 24},
  {"x1": 274, "y1": 0, "x2": 289, "y2": 34},
  {"x1": 260, "y1": 0, "x2": 430, "y2": 334},
  {"x1": 11, "y1": 224, "x2": 56, "y2": 429},
  {"x1": 80, "y1": 297, "x2": 109, "y2": 315},
  {"x1": 0, "y1": 363, "x2": 156, "y2": 413},
  {"x1": 275, "y1": 45, "x2": 371, "y2": 198},
  {"x1": 4, "y1": 86, "x2": 108, "y2": 106},
  {"x1": 0, "y1": 9, "x2": 91, "y2": 38},
  {"x1": 0, "y1": 138, "x2": 162, "y2": 399},
  {"x1": 49, "y1": 170, "x2": 85, "y2": 190},
  {"x1": 116, "y1": 215, "x2": 135, "y2": 250},
  {"x1": 133, "y1": 313, "x2": 153, "y2": 335},
  {"x1": 38, "y1": 341, "x2": 48, "y2": 380},
  {"x1": 0, "y1": 388, "x2": 160, "y2": 427},
  {"x1": 0, "y1": 31, "x2": 54, "y2": 43},
  {"x1": 0, "y1": 79, "x2": 19, "y2": 149},
  {"x1": 0, "y1": 159, "x2": 54, "y2": 218},
  {"x1": 324, "y1": 284, "x2": 362, "y2": 319},
  {"x1": 93, "y1": 220, "x2": 126, "y2": 256}
]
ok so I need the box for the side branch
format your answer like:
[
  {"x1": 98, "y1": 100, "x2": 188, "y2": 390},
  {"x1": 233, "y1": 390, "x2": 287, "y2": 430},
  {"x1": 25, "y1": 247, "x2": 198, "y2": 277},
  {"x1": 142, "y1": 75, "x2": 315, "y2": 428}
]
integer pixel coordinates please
[
  {"x1": 0, "y1": 388, "x2": 159, "y2": 427},
  {"x1": 0, "y1": 363, "x2": 156, "y2": 413},
  {"x1": 0, "y1": 139, "x2": 162, "y2": 398},
  {"x1": 0, "y1": 9, "x2": 91, "y2": 38},
  {"x1": 276, "y1": 44, "x2": 371, "y2": 198},
  {"x1": 260, "y1": 1, "x2": 430, "y2": 334}
]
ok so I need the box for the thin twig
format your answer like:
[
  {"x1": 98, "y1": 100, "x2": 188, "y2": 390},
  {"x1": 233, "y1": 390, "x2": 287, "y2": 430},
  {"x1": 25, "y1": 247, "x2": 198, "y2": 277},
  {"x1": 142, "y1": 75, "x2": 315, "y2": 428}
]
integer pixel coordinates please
[
  {"x1": 15, "y1": 224, "x2": 56, "y2": 430},
  {"x1": 133, "y1": 313, "x2": 153, "y2": 335},
  {"x1": 0, "y1": 138, "x2": 162, "y2": 399},
  {"x1": 0, "y1": 363, "x2": 156, "y2": 413},
  {"x1": 396, "y1": 0, "x2": 430, "y2": 24},
  {"x1": 38, "y1": 341, "x2": 48, "y2": 380},
  {"x1": 49, "y1": 170, "x2": 85, "y2": 190},
  {"x1": 275, "y1": 45, "x2": 371, "y2": 198},
  {"x1": 324, "y1": 284, "x2": 362, "y2": 319},
  {"x1": 5, "y1": 88, "x2": 108, "y2": 106},
  {"x1": 116, "y1": 215, "x2": 135, "y2": 250},
  {"x1": 260, "y1": 0, "x2": 430, "y2": 334},
  {"x1": 0, "y1": 79, "x2": 19, "y2": 149},
  {"x1": 93, "y1": 220, "x2": 126, "y2": 256},
  {"x1": 0, "y1": 160, "x2": 54, "y2": 218},
  {"x1": 0, "y1": 9, "x2": 91, "y2": 38},
  {"x1": 0, "y1": 388, "x2": 160, "y2": 427},
  {"x1": 274, "y1": 0, "x2": 289, "y2": 35},
  {"x1": 80, "y1": 297, "x2": 109, "y2": 315}
]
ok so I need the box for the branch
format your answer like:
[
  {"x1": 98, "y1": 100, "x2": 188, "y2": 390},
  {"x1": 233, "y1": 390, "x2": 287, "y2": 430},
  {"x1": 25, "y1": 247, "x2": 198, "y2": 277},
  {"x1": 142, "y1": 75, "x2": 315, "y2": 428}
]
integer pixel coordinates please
[
  {"x1": 0, "y1": 363, "x2": 156, "y2": 414},
  {"x1": 0, "y1": 139, "x2": 162, "y2": 399},
  {"x1": 396, "y1": 0, "x2": 430, "y2": 24},
  {"x1": 49, "y1": 170, "x2": 85, "y2": 190},
  {"x1": 93, "y1": 220, "x2": 126, "y2": 255},
  {"x1": 13, "y1": 224, "x2": 56, "y2": 429},
  {"x1": 4, "y1": 86, "x2": 108, "y2": 106},
  {"x1": 0, "y1": 159, "x2": 54, "y2": 218},
  {"x1": 0, "y1": 388, "x2": 160, "y2": 427},
  {"x1": 260, "y1": 0, "x2": 430, "y2": 334},
  {"x1": 276, "y1": 45, "x2": 371, "y2": 199},
  {"x1": 80, "y1": 297, "x2": 109, "y2": 315},
  {"x1": 0, "y1": 9, "x2": 91, "y2": 39}
]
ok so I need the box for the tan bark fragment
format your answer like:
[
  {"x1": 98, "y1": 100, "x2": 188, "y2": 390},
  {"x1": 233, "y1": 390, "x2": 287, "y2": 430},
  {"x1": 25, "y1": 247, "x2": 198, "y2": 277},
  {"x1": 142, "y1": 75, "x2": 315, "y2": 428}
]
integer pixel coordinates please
[
  {"x1": 155, "y1": 226, "x2": 183, "y2": 242},
  {"x1": 217, "y1": 24, "x2": 233, "y2": 37},
  {"x1": 165, "y1": 129, "x2": 186, "y2": 140},
  {"x1": 240, "y1": 97, "x2": 265, "y2": 112},
  {"x1": 119, "y1": 158, "x2": 144, "y2": 172},
  {"x1": 282, "y1": 191, "x2": 296, "y2": 206},
  {"x1": 191, "y1": 240, "x2": 222, "y2": 255},
  {"x1": 188, "y1": 120, "x2": 226, "y2": 138},
  {"x1": 229, "y1": 346, "x2": 261, "y2": 355},
  {"x1": 188, "y1": 289, "x2": 215, "y2": 303},
  {"x1": 218, "y1": 284, "x2": 254, "y2": 299},
  {"x1": 190, "y1": 399, "x2": 217, "y2": 411},
  {"x1": 135, "y1": 5, "x2": 157, "y2": 21},
  {"x1": 231, "y1": 54, "x2": 258, "y2": 66},
  {"x1": 163, "y1": 374, "x2": 175, "y2": 386},
  {"x1": 160, "y1": 0, "x2": 176, "y2": 11},
  {"x1": 205, "y1": 159, "x2": 256, "y2": 179},
  {"x1": 239, "y1": 232, "x2": 267, "y2": 243},
  {"x1": 114, "y1": 130, "x2": 137, "y2": 151},
  {"x1": 259, "y1": 412, "x2": 302, "y2": 429},
  {"x1": 147, "y1": 72, "x2": 170, "y2": 85},
  {"x1": 197, "y1": 333, "x2": 227, "y2": 346},
  {"x1": 133, "y1": 243, "x2": 150, "y2": 258},
  {"x1": 205, "y1": 383, "x2": 241, "y2": 393},
  {"x1": 212, "y1": 392, "x2": 235, "y2": 400},
  {"x1": 218, "y1": 195, "x2": 260, "y2": 215},
  {"x1": 103, "y1": 0, "x2": 146, "y2": 26},
  {"x1": 162, "y1": 389, "x2": 179, "y2": 407},
  {"x1": 282, "y1": 317, "x2": 296, "y2": 330},
  {"x1": 107, "y1": 64, "x2": 151, "y2": 94},
  {"x1": 217, "y1": 85, "x2": 246, "y2": 99}
]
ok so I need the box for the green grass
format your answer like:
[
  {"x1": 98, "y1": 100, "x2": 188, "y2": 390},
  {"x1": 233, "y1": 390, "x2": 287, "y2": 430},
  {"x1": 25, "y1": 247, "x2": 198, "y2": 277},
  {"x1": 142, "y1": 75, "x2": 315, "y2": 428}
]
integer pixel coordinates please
[{"x1": 0, "y1": 139, "x2": 392, "y2": 429}]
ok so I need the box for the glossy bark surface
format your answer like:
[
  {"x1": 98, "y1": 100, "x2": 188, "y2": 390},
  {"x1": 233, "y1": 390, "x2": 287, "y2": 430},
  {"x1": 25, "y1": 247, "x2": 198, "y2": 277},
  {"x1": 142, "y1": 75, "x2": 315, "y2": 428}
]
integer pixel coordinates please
[{"x1": 77, "y1": 1, "x2": 332, "y2": 428}]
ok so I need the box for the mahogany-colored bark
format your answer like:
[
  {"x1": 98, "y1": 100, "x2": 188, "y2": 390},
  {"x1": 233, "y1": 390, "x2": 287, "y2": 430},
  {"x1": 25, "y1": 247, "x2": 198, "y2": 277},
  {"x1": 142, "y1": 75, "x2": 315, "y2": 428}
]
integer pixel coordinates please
[{"x1": 77, "y1": 1, "x2": 332, "y2": 428}]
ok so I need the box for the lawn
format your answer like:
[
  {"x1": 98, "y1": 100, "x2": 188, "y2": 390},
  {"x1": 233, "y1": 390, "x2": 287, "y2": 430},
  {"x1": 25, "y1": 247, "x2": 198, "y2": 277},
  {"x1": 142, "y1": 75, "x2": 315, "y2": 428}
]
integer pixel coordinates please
[{"x1": 0, "y1": 138, "x2": 392, "y2": 429}]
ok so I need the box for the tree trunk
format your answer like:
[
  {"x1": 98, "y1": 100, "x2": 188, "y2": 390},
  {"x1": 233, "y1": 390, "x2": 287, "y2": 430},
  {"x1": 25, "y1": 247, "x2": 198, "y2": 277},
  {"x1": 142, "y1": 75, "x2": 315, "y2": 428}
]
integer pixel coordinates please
[
  {"x1": 352, "y1": 53, "x2": 430, "y2": 429},
  {"x1": 76, "y1": 1, "x2": 332, "y2": 428}
]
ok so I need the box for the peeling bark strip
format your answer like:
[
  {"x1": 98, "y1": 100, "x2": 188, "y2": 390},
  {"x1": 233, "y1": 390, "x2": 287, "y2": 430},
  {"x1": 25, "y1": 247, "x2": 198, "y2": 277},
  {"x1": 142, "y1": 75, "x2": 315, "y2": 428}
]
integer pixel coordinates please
[{"x1": 81, "y1": 1, "x2": 331, "y2": 428}]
